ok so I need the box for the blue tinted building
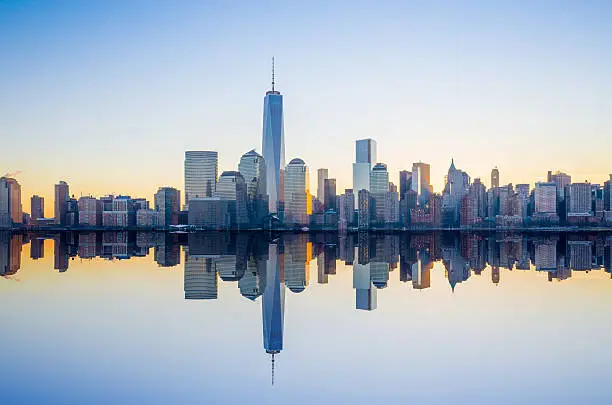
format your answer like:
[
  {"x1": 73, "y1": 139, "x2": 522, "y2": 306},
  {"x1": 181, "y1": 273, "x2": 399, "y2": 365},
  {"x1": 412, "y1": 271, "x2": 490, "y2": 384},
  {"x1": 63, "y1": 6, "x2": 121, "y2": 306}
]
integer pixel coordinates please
[{"x1": 262, "y1": 60, "x2": 285, "y2": 213}]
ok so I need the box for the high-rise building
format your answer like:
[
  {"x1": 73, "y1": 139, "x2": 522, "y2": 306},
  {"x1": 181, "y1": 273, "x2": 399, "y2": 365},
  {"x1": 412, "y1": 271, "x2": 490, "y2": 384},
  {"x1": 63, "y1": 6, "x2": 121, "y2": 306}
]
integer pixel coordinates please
[
  {"x1": 238, "y1": 149, "x2": 268, "y2": 225},
  {"x1": 0, "y1": 177, "x2": 22, "y2": 227},
  {"x1": 567, "y1": 182, "x2": 592, "y2": 216},
  {"x1": 102, "y1": 195, "x2": 136, "y2": 227},
  {"x1": 317, "y1": 168, "x2": 328, "y2": 203},
  {"x1": 215, "y1": 171, "x2": 249, "y2": 226},
  {"x1": 31, "y1": 195, "x2": 44, "y2": 220},
  {"x1": 283, "y1": 158, "x2": 311, "y2": 225},
  {"x1": 399, "y1": 170, "x2": 412, "y2": 199},
  {"x1": 605, "y1": 175, "x2": 612, "y2": 211},
  {"x1": 491, "y1": 167, "x2": 500, "y2": 188},
  {"x1": 262, "y1": 60, "x2": 285, "y2": 214},
  {"x1": 187, "y1": 198, "x2": 231, "y2": 228},
  {"x1": 338, "y1": 189, "x2": 355, "y2": 230},
  {"x1": 352, "y1": 138, "x2": 377, "y2": 208},
  {"x1": 370, "y1": 163, "x2": 389, "y2": 225},
  {"x1": 239, "y1": 150, "x2": 267, "y2": 199},
  {"x1": 323, "y1": 178, "x2": 337, "y2": 211},
  {"x1": 358, "y1": 189, "x2": 371, "y2": 229},
  {"x1": 547, "y1": 170, "x2": 571, "y2": 201},
  {"x1": 535, "y1": 182, "x2": 557, "y2": 214},
  {"x1": 411, "y1": 162, "x2": 432, "y2": 206},
  {"x1": 184, "y1": 151, "x2": 218, "y2": 210},
  {"x1": 370, "y1": 163, "x2": 389, "y2": 195},
  {"x1": 77, "y1": 196, "x2": 102, "y2": 226},
  {"x1": 54, "y1": 181, "x2": 69, "y2": 225},
  {"x1": 154, "y1": 187, "x2": 181, "y2": 227}
]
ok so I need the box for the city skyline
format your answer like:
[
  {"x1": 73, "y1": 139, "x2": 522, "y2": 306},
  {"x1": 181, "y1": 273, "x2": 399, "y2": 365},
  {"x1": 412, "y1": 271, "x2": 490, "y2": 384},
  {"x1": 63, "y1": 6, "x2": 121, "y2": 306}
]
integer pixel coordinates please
[{"x1": 2, "y1": 1, "x2": 612, "y2": 216}]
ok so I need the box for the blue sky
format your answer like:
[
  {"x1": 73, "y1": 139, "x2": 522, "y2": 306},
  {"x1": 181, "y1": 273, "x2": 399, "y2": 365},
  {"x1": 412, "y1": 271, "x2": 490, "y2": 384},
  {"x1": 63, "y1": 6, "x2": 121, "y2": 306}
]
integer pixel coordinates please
[{"x1": 1, "y1": 1, "x2": 611, "y2": 214}]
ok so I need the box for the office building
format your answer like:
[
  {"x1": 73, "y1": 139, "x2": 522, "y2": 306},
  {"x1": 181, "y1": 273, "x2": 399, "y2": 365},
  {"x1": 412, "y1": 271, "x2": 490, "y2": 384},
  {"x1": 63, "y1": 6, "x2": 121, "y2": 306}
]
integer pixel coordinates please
[
  {"x1": 317, "y1": 168, "x2": 328, "y2": 203},
  {"x1": 31, "y1": 195, "x2": 44, "y2": 221},
  {"x1": 78, "y1": 196, "x2": 102, "y2": 226},
  {"x1": 238, "y1": 149, "x2": 268, "y2": 225},
  {"x1": 323, "y1": 178, "x2": 337, "y2": 211},
  {"x1": 358, "y1": 189, "x2": 371, "y2": 229},
  {"x1": 54, "y1": 181, "x2": 69, "y2": 225},
  {"x1": 605, "y1": 175, "x2": 612, "y2": 211},
  {"x1": 0, "y1": 177, "x2": 22, "y2": 227},
  {"x1": 154, "y1": 187, "x2": 180, "y2": 227},
  {"x1": 338, "y1": 189, "x2": 355, "y2": 230},
  {"x1": 399, "y1": 170, "x2": 412, "y2": 199},
  {"x1": 283, "y1": 158, "x2": 312, "y2": 225},
  {"x1": 547, "y1": 170, "x2": 571, "y2": 200},
  {"x1": 491, "y1": 167, "x2": 500, "y2": 188},
  {"x1": 102, "y1": 195, "x2": 135, "y2": 227},
  {"x1": 352, "y1": 138, "x2": 377, "y2": 208},
  {"x1": 184, "y1": 151, "x2": 218, "y2": 210},
  {"x1": 535, "y1": 182, "x2": 557, "y2": 214},
  {"x1": 411, "y1": 162, "x2": 432, "y2": 206},
  {"x1": 567, "y1": 182, "x2": 593, "y2": 217},
  {"x1": 215, "y1": 171, "x2": 249, "y2": 226},
  {"x1": 262, "y1": 60, "x2": 285, "y2": 213},
  {"x1": 188, "y1": 198, "x2": 231, "y2": 228},
  {"x1": 239, "y1": 149, "x2": 267, "y2": 199}
]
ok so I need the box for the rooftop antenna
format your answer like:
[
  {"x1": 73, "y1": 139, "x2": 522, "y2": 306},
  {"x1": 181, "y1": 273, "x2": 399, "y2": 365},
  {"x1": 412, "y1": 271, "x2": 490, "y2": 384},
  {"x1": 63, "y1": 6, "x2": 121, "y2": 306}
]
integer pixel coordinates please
[{"x1": 272, "y1": 57, "x2": 275, "y2": 92}]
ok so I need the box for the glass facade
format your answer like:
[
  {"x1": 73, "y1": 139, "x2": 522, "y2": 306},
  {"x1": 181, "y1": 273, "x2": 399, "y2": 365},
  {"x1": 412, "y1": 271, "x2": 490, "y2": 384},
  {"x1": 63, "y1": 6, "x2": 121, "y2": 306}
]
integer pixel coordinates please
[
  {"x1": 262, "y1": 92, "x2": 285, "y2": 213},
  {"x1": 184, "y1": 151, "x2": 218, "y2": 210}
]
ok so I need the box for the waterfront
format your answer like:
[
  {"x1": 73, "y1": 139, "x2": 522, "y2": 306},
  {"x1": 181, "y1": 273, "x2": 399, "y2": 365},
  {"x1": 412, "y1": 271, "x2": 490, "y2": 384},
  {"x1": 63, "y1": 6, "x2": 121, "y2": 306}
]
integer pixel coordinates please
[{"x1": 1, "y1": 231, "x2": 611, "y2": 404}]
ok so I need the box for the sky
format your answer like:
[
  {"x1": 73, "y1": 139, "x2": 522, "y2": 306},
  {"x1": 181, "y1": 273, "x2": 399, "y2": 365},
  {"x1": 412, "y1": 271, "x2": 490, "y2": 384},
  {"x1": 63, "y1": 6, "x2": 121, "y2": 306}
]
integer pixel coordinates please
[{"x1": 1, "y1": 0, "x2": 611, "y2": 216}]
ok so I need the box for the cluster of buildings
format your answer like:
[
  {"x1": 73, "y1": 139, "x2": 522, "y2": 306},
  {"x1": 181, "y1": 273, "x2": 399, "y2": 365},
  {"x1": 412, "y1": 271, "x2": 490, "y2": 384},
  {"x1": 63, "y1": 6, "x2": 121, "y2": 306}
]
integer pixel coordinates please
[
  {"x1": 0, "y1": 177, "x2": 181, "y2": 230},
  {"x1": 2, "y1": 63, "x2": 612, "y2": 230}
]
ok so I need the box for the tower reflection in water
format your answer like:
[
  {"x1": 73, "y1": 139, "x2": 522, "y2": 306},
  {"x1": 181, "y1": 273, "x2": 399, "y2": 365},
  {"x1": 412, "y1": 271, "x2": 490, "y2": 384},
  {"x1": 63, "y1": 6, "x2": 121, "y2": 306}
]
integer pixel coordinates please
[{"x1": 3, "y1": 230, "x2": 612, "y2": 385}]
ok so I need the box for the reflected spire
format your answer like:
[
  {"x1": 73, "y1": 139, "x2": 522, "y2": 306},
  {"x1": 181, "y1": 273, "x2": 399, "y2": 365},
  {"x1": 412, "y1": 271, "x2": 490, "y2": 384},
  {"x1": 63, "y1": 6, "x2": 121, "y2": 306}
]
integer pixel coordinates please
[{"x1": 271, "y1": 352, "x2": 275, "y2": 386}]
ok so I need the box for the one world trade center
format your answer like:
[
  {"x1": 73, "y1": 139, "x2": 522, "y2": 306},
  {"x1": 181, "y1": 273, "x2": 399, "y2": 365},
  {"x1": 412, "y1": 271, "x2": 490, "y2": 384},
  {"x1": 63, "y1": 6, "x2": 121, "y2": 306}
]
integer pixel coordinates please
[{"x1": 262, "y1": 57, "x2": 285, "y2": 213}]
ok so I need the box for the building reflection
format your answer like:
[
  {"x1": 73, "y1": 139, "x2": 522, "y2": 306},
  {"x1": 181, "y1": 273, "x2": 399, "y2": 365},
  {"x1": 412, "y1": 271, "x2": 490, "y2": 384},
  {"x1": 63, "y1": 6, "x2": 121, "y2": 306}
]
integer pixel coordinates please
[
  {"x1": 1, "y1": 230, "x2": 611, "y2": 288},
  {"x1": 3, "y1": 230, "x2": 612, "y2": 386}
]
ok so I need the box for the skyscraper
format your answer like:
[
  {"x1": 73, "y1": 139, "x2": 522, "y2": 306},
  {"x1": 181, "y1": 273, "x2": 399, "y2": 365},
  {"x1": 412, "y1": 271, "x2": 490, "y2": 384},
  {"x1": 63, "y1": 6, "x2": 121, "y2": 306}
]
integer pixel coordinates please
[
  {"x1": 491, "y1": 167, "x2": 500, "y2": 188},
  {"x1": 239, "y1": 150, "x2": 267, "y2": 199},
  {"x1": 262, "y1": 58, "x2": 285, "y2": 213},
  {"x1": 323, "y1": 178, "x2": 337, "y2": 211},
  {"x1": 215, "y1": 171, "x2": 249, "y2": 226},
  {"x1": 0, "y1": 177, "x2": 22, "y2": 227},
  {"x1": 154, "y1": 187, "x2": 181, "y2": 227},
  {"x1": 399, "y1": 170, "x2": 412, "y2": 199},
  {"x1": 54, "y1": 181, "x2": 69, "y2": 225},
  {"x1": 535, "y1": 182, "x2": 557, "y2": 214},
  {"x1": 31, "y1": 195, "x2": 44, "y2": 220},
  {"x1": 283, "y1": 158, "x2": 312, "y2": 225},
  {"x1": 184, "y1": 151, "x2": 218, "y2": 210},
  {"x1": 352, "y1": 138, "x2": 377, "y2": 208},
  {"x1": 317, "y1": 168, "x2": 328, "y2": 204},
  {"x1": 547, "y1": 170, "x2": 572, "y2": 201},
  {"x1": 411, "y1": 162, "x2": 432, "y2": 206}
]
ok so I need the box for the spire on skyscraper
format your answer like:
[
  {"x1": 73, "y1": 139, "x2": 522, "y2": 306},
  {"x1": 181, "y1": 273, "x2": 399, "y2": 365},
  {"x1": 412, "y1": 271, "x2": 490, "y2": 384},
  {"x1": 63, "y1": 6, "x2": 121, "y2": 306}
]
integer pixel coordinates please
[{"x1": 272, "y1": 56, "x2": 275, "y2": 92}]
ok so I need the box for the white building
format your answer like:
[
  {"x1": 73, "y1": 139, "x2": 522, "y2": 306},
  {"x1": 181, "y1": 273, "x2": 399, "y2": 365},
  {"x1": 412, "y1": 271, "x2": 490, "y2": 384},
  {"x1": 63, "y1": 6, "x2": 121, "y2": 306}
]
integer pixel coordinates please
[{"x1": 184, "y1": 151, "x2": 218, "y2": 210}]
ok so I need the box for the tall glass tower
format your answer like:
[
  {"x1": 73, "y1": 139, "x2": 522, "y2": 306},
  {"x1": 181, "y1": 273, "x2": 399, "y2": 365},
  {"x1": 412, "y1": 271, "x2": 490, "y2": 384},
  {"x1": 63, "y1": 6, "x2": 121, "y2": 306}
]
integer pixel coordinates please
[{"x1": 262, "y1": 58, "x2": 285, "y2": 213}]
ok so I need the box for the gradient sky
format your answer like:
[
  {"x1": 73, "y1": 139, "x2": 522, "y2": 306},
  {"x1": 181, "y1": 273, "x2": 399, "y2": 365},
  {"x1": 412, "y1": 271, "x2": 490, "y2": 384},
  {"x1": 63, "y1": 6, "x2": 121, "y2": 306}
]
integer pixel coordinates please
[{"x1": 1, "y1": 0, "x2": 611, "y2": 216}]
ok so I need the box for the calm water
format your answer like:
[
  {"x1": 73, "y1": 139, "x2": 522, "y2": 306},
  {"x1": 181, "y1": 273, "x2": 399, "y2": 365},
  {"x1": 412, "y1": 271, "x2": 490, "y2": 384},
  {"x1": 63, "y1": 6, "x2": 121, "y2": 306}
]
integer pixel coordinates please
[{"x1": 1, "y1": 231, "x2": 611, "y2": 405}]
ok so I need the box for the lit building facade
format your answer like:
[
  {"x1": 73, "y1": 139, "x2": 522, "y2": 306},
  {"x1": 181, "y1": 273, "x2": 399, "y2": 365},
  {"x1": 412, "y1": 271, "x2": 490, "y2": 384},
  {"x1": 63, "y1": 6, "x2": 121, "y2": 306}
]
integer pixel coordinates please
[
  {"x1": 184, "y1": 151, "x2": 218, "y2": 210},
  {"x1": 283, "y1": 158, "x2": 312, "y2": 225},
  {"x1": 262, "y1": 68, "x2": 285, "y2": 213},
  {"x1": 352, "y1": 138, "x2": 377, "y2": 208}
]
